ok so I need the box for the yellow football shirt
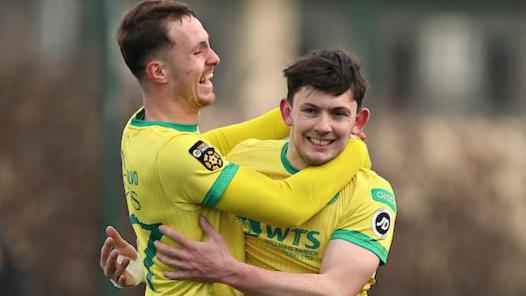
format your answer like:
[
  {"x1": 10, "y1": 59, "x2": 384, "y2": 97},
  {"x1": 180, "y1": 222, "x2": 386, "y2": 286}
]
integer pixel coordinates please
[
  {"x1": 226, "y1": 139, "x2": 397, "y2": 295},
  {"x1": 122, "y1": 109, "x2": 246, "y2": 295}
]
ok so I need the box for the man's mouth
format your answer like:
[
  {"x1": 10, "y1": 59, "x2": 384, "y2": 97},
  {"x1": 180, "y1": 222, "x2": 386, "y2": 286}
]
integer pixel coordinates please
[
  {"x1": 307, "y1": 136, "x2": 334, "y2": 146},
  {"x1": 199, "y1": 72, "x2": 214, "y2": 85}
]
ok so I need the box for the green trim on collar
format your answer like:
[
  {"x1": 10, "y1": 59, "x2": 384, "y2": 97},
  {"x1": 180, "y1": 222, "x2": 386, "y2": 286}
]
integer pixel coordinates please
[
  {"x1": 280, "y1": 142, "x2": 299, "y2": 174},
  {"x1": 130, "y1": 108, "x2": 198, "y2": 132}
]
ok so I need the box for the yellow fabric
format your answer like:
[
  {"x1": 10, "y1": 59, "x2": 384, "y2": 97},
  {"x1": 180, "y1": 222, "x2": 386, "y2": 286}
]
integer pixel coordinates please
[
  {"x1": 226, "y1": 139, "x2": 396, "y2": 296},
  {"x1": 203, "y1": 108, "x2": 289, "y2": 155}
]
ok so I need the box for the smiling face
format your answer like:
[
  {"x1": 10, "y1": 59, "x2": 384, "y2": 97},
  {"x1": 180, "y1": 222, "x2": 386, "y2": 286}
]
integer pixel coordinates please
[
  {"x1": 162, "y1": 16, "x2": 220, "y2": 109},
  {"x1": 281, "y1": 87, "x2": 369, "y2": 168}
]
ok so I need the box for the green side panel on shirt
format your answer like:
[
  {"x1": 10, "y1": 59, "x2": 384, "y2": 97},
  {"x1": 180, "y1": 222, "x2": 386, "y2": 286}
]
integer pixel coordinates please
[{"x1": 130, "y1": 214, "x2": 163, "y2": 291}]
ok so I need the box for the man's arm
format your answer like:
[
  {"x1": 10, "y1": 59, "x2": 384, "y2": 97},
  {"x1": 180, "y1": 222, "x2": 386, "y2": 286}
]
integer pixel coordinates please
[
  {"x1": 160, "y1": 138, "x2": 371, "y2": 226},
  {"x1": 215, "y1": 138, "x2": 369, "y2": 226},
  {"x1": 202, "y1": 108, "x2": 289, "y2": 155},
  {"x1": 155, "y1": 218, "x2": 379, "y2": 296}
]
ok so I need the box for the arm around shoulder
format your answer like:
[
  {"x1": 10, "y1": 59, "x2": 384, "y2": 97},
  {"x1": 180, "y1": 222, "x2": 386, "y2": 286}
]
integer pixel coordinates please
[{"x1": 215, "y1": 138, "x2": 371, "y2": 226}]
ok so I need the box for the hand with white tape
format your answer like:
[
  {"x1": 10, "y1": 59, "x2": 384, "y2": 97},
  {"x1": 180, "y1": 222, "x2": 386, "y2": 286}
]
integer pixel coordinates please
[{"x1": 100, "y1": 226, "x2": 145, "y2": 288}]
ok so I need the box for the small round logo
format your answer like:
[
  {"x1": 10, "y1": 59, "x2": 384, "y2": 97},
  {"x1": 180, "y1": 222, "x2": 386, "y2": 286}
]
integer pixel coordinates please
[
  {"x1": 192, "y1": 149, "x2": 202, "y2": 158},
  {"x1": 372, "y1": 209, "x2": 392, "y2": 238}
]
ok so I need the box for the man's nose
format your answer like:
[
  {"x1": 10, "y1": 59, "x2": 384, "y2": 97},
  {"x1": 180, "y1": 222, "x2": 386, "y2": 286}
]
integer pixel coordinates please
[
  {"x1": 313, "y1": 114, "x2": 331, "y2": 134},
  {"x1": 207, "y1": 48, "x2": 220, "y2": 65}
]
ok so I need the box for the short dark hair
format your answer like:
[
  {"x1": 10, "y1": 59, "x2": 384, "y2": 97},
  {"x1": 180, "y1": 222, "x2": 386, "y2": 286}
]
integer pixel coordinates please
[
  {"x1": 283, "y1": 49, "x2": 368, "y2": 108},
  {"x1": 116, "y1": 0, "x2": 196, "y2": 81}
]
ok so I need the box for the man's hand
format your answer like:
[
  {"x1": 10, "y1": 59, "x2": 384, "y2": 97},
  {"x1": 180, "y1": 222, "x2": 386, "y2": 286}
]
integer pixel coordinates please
[
  {"x1": 100, "y1": 226, "x2": 140, "y2": 287},
  {"x1": 155, "y1": 217, "x2": 237, "y2": 282}
]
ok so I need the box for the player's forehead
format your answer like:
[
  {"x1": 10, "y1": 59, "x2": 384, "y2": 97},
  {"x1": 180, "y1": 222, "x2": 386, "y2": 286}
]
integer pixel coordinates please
[
  {"x1": 294, "y1": 87, "x2": 356, "y2": 109},
  {"x1": 167, "y1": 16, "x2": 209, "y2": 49}
]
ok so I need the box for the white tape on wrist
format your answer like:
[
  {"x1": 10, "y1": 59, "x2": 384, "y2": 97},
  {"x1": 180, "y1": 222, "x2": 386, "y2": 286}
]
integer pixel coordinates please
[{"x1": 111, "y1": 254, "x2": 145, "y2": 288}]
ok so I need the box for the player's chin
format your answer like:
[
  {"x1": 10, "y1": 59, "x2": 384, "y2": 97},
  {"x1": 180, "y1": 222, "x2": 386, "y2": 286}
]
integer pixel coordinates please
[{"x1": 197, "y1": 94, "x2": 215, "y2": 107}]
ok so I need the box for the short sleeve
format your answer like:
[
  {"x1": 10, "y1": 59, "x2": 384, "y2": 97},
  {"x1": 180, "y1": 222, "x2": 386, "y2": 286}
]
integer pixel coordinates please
[
  {"x1": 330, "y1": 170, "x2": 397, "y2": 265},
  {"x1": 157, "y1": 135, "x2": 239, "y2": 206}
]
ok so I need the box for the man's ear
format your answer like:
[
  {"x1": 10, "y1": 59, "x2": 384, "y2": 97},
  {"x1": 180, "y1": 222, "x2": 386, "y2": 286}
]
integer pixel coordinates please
[
  {"x1": 145, "y1": 60, "x2": 169, "y2": 84},
  {"x1": 279, "y1": 98, "x2": 293, "y2": 127},
  {"x1": 351, "y1": 107, "x2": 370, "y2": 140}
]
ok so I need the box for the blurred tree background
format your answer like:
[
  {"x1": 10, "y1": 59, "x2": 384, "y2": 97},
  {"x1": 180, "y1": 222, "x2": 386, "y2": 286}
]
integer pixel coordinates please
[{"x1": 0, "y1": 0, "x2": 525, "y2": 295}]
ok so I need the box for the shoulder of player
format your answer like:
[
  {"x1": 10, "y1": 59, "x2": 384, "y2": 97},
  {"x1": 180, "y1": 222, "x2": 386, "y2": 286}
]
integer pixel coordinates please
[
  {"x1": 355, "y1": 168, "x2": 392, "y2": 188},
  {"x1": 154, "y1": 134, "x2": 230, "y2": 178},
  {"x1": 155, "y1": 132, "x2": 199, "y2": 151},
  {"x1": 156, "y1": 134, "x2": 220, "y2": 164},
  {"x1": 339, "y1": 168, "x2": 396, "y2": 213}
]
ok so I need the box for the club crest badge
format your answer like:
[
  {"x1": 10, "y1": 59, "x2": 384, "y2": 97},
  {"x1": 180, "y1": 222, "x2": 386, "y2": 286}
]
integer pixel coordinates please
[{"x1": 188, "y1": 140, "x2": 224, "y2": 171}]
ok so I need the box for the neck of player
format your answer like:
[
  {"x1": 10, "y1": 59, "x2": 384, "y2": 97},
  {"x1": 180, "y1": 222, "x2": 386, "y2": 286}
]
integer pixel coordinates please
[
  {"x1": 285, "y1": 143, "x2": 309, "y2": 171},
  {"x1": 143, "y1": 91, "x2": 200, "y2": 124}
]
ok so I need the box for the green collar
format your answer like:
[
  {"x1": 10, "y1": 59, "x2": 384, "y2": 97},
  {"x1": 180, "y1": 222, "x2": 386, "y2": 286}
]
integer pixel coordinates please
[
  {"x1": 280, "y1": 142, "x2": 300, "y2": 174},
  {"x1": 130, "y1": 108, "x2": 198, "y2": 132},
  {"x1": 280, "y1": 141, "x2": 340, "y2": 205}
]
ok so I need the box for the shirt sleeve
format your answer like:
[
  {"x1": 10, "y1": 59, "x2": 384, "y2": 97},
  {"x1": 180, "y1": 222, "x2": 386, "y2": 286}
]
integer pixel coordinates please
[
  {"x1": 202, "y1": 108, "x2": 289, "y2": 155},
  {"x1": 329, "y1": 171, "x2": 397, "y2": 265},
  {"x1": 157, "y1": 134, "x2": 237, "y2": 205},
  {"x1": 158, "y1": 135, "x2": 373, "y2": 227}
]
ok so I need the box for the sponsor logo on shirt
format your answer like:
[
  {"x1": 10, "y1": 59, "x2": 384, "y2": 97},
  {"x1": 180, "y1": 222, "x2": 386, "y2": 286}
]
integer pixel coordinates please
[
  {"x1": 237, "y1": 216, "x2": 321, "y2": 261},
  {"x1": 371, "y1": 188, "x2": 397, "y2": 213}
]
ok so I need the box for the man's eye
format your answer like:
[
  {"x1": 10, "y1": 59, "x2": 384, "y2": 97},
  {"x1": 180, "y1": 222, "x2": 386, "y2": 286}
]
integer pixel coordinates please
[
  {"x1": 303, "y1": 108, "x2": 316, "y2": 114},
  {"x1": 332, "y1": 110, "x2": 349, "y2": 117},
  {"x1": 194, "y1": 50, "x2": 202, "y2": 55}
]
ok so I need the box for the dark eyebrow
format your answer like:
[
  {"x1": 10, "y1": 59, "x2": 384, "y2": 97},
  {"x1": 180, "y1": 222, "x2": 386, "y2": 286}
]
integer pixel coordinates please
[
  {"x1": 300, "y1": 103, "x2": 319, "y2": 109},
  {"x1": 332, "y1": 106, "x2": 351, "y2": 114}
]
